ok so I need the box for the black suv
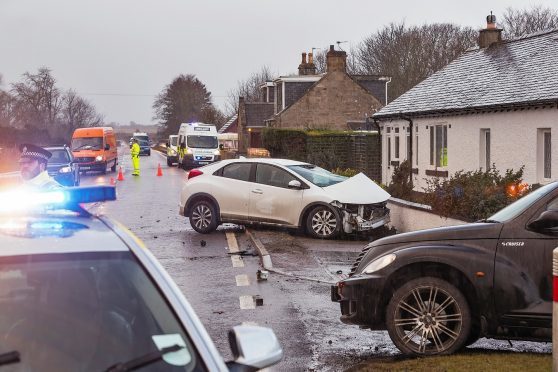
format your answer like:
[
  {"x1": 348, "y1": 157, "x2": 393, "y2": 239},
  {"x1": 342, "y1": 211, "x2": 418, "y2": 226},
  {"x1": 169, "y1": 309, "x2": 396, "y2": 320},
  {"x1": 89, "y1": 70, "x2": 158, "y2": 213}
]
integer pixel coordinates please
[
  {"x1": 45, "y1": 145, "x2": 80, "y2": 186},
  {"x1": 332, "y1": 182, "x2": 558, "y2": 356}
]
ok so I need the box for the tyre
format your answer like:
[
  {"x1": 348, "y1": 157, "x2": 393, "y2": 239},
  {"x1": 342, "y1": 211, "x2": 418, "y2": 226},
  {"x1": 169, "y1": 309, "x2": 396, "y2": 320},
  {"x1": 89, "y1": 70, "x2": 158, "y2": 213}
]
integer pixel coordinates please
[
  {"x1": 75, "y1": 171, "x2": 80, "y2": 186},
  {"x1": 386, "y1": 277, "x2": 471, "y2": 356},
  {"x1": 111, "y1": 160, "x2": 117, "y2": 172},
  {"x1": 189, "y1": 200, "x2": 218, "y2": 234},
  {"x1": 167, "y1": 158, "x2": 173, "y2": 167},
  {"x1": 305, "y1": 205, "x2": 341, "y2": 239},
  {"x1": 101, "y1": 162, "x2": 107, "y2": 175},
  {"x1": 147, "y1": 150, "x2": 151, "y2": 156}
]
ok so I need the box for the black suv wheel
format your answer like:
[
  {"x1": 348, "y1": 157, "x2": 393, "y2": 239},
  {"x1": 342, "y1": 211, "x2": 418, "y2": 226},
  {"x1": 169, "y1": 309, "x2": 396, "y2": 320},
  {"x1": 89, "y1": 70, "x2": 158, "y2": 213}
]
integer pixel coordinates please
[
  {"x1": 305, "y1": 206, "x2": 341, "y2": 239},
  {"x1": 189, "y1": 200, "x2": 218, "y2": 234},
  {"x1": 386, "y1": 277, "x2": 471, "y2": 356}
]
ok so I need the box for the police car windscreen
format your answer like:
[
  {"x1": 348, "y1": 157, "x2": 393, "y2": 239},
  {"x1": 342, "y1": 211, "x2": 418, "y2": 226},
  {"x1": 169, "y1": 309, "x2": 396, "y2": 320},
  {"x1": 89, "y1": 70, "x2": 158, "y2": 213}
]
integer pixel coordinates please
[
  {"x1": 187, "y1": 135, "x2": 218, "y2": 149},
  {"x1": 134, "y1": 135, "x2": 149, "y2": 142},
  {"x1": 0, "y1": 252, "x2": 204, "y2": 371},
  {"x1": 48, "y1": 149, "x2": 71, "y2": 163},
  {"x1": 72, "y1": 137, "x2": 103, "y2": 151}
]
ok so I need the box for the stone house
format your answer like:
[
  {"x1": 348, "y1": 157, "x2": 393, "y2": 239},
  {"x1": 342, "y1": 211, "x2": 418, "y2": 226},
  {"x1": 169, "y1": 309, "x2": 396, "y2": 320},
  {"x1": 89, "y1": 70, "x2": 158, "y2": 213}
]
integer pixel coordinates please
[
  {"x1": 373, "y1": 16, "x2": 558, "y2": 190},
  {"x1": 237, "y1": 46, "x2": 390, "y2": 152}
]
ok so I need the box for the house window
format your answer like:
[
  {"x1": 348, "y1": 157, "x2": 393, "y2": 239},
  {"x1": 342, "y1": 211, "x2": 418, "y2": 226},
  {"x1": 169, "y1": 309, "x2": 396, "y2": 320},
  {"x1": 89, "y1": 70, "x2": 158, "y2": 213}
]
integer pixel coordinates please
[
  {"x1": 538, "y1": 129, "x2": 551, "y2": 180},
  {"x1": 480, "y1": 129, "x2": 491, "y2": 170},
  {"x1": 415, "y1": 135, "x2": 419, "y2": 166},
  {"x1": 395, "y1": 135, "x2": 400, "y2": 159},
  {"x1": 430, "y1": 124, "x2": 448, "y2": 167},
  {"x1": 388, "y1": 137, "x2": 392, "y2": 163}
]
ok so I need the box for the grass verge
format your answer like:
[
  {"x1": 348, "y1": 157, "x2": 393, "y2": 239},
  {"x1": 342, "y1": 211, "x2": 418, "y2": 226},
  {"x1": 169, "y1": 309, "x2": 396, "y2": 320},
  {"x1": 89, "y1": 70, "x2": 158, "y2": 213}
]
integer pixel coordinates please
[{"x1": 347, "y1": 352, "x2": 551, "y2": 372}]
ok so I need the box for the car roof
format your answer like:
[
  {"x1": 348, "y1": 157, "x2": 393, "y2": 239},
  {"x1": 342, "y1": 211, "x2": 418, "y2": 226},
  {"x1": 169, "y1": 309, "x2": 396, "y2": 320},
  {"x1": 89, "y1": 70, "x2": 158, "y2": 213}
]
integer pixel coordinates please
[
  {"x1": 0, "y1": 214, "x2": 129, "y2": 257},
  {"x1": 212, "y1": 158, "x2": 310, "y2": 167}
]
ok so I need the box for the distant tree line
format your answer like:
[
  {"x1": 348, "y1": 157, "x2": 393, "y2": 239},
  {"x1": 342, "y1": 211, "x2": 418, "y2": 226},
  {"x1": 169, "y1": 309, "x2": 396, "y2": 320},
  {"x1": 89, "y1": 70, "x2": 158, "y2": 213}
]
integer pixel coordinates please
[{"x1": 0, "y1": 68, "x2": 103, "y2": 145}]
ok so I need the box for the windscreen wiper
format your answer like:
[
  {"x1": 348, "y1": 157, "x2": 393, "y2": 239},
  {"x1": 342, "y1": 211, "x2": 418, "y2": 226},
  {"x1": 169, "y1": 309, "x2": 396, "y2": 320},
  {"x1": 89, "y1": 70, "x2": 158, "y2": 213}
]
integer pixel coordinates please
[
  {"x1": 0, "y1": 351, "x2": 20, "y2": 366},
  {"x1": 476, "y1": 219, "x2": 500, "y2": 223},
  {"x1": 105, "y1": 344, "x2": 184, "y2": 372},
  {"x1": 73, "y1": 144, "x2": 92, "y2": 151}
]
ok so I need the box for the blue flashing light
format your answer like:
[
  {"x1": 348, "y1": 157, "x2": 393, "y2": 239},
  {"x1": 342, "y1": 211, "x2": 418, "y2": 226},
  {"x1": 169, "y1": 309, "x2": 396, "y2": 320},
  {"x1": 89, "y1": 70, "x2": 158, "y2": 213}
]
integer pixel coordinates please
[{"x1": 0, "y1": 186, "x2": 116, "y2": 214}]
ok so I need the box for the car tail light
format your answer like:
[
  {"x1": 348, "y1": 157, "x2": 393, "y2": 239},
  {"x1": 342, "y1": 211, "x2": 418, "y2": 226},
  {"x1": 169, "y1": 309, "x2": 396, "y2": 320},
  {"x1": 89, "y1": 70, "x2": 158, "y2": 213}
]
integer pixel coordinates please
[{"x1": 188, "y1": 169, "x2": 203, "y2": 180}]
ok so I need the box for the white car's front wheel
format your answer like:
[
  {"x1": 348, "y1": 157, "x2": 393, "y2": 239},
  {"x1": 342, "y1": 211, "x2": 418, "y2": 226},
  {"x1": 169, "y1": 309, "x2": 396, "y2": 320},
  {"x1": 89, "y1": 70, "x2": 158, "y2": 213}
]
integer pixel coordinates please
[
  {"x1": 189, "y1": 200, "x2": 218, "y2": 234},
  {"x1": 306, "y1": 206, "x2": 341, "y2": 239}
]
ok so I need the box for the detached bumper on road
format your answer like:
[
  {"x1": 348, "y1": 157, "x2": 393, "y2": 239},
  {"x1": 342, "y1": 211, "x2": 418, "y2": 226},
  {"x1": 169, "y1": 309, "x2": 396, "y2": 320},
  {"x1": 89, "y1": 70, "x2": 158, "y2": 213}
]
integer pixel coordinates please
[{"x1": 332, "y1": 275, "x2": 386, "y2": 329}]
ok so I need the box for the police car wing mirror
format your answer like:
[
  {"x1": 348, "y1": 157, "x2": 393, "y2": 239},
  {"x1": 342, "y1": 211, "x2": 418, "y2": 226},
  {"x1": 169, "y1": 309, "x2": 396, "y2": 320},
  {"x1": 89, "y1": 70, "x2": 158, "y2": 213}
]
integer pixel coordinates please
[
  {"x1": 219, "y1": 144, "x2": 224, "y2": 150},
  {"x1": 528, "y1": 210, "x2": 558, "y2": 231},
  {"x1": 226, "y1": 325, "x2": 283, "y2": 370},
  {"x1": 166, "y1": 142, "x2": 170, "y2": 147}
]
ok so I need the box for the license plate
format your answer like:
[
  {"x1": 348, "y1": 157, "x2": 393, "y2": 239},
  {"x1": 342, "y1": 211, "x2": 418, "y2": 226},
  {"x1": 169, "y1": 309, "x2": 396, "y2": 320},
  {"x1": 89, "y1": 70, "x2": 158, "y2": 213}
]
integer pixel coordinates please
[
  {"x1": 198, "y1": 161, "x2": 209, "y2": 165},
  {"x1": 80, "y1": 166, "x2": 91, "y2": 170}
]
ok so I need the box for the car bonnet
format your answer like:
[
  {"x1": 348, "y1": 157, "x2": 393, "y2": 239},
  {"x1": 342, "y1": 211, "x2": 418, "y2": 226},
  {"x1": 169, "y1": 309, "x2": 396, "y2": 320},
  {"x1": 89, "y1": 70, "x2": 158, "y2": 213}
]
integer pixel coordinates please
[{"x1": 323, "y1": 173, "x2": 390, "y2": 204}]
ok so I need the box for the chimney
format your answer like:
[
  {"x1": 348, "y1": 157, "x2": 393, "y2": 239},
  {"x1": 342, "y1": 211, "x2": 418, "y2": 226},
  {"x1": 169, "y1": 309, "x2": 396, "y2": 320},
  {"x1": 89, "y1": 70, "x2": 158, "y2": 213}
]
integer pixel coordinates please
[
  {"x1": 478, "y1": 12, "x2": 502, "y2": 48},
  {"x1": 298, "y1": 51, "x2": 317, "y2": 75},
  {"x1": 326, "y1": 44, "x2": 347, "y2": 73}
]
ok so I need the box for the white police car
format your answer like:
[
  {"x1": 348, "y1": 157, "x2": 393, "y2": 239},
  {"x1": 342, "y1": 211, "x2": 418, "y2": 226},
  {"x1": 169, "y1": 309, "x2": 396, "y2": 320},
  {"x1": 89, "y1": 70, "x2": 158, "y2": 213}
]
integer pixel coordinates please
[{"x1": 0, "y1": 186, "x2": 282, "y2": 371}]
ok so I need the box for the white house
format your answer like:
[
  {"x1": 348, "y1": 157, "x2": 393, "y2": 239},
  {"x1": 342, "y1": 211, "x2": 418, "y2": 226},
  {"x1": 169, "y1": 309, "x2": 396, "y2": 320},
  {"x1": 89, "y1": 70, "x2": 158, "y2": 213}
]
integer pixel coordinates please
[{"x1": 374, "y1": 16, "x2": 558, "y2": 190}]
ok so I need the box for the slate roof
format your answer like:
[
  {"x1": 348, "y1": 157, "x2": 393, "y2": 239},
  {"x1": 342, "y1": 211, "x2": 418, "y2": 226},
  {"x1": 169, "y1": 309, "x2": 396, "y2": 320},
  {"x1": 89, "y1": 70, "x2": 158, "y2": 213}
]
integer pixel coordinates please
[
  {"x1": 245, "y1": 103, "x2": 274, "y2": 127},
  {"x1": 374, "y1": 29, "x2": 558, "y2": 119},
  {"x1": 351, "y1": 75, "x2": 390, "y2": 105},
  {"x1": 218, "y1": 114, "x2": 237, "y2": 133}
]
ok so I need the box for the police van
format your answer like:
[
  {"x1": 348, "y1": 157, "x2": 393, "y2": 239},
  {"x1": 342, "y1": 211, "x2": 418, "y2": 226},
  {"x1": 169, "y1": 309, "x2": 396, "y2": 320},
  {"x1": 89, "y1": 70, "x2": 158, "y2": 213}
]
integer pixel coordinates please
[{"x1": 177, "y1": 123, "x2": 220, "y2": 170}]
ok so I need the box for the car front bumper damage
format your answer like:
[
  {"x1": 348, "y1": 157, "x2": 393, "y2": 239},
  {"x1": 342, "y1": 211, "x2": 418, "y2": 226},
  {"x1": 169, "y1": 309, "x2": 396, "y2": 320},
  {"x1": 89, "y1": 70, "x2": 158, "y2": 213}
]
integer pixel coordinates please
[{"x1": 332, "y1": 202, "x2": 390, "y2": 234}]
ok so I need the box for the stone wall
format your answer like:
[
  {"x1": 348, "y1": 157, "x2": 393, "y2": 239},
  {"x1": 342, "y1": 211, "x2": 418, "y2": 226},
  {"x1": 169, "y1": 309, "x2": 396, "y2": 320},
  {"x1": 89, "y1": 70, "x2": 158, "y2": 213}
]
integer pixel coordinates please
[
  {"x1": 275, "y1": 71, "x2": 382, "y2": 130},
  {"x1": 387, "y1": 197, "x2": 467, "y2": 233}
]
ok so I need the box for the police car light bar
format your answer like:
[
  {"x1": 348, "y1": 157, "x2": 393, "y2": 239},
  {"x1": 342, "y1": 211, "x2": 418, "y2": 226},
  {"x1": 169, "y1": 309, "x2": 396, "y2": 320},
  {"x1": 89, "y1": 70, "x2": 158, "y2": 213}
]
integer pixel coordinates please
[{"x1": 0, "y1": 186, "x2": 116, "y2": 213}]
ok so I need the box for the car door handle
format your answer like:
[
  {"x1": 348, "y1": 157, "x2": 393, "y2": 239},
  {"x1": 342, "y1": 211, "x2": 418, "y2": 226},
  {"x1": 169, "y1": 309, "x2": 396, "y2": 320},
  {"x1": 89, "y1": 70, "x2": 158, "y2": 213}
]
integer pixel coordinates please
[{"x1": 252, "y1": 189, "x2": 263, "y2": 194}]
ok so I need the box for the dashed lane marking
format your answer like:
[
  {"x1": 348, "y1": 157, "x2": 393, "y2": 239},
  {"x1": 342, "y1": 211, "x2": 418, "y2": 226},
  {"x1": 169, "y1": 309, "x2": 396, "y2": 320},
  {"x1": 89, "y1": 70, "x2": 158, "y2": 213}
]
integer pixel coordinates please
[
  {"x1": 236, "y1": 274, "x2": 250, "y2": 287},
  {"x1": 226, "y1": 232, "x2": 240, "y2": 253},
  {"x1": 239, "y1": 295, "x2": 256, "y2": 310},
  {"x1": 231, "y1": 255, "x2": 245, "y2": 268}
]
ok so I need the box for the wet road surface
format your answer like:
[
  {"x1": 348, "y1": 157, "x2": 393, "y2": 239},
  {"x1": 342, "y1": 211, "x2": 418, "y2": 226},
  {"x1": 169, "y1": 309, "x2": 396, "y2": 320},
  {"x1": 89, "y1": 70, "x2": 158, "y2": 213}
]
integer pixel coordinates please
[{"x1": 80, "y1": 145, "x2": 551, "y2": 371}]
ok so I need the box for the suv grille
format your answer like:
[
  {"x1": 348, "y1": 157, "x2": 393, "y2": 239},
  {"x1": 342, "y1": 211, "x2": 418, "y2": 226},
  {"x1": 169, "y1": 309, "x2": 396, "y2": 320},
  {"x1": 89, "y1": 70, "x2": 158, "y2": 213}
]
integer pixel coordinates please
[{"x1": 349, "y1": 245, "x2": 373, "y2": 277}]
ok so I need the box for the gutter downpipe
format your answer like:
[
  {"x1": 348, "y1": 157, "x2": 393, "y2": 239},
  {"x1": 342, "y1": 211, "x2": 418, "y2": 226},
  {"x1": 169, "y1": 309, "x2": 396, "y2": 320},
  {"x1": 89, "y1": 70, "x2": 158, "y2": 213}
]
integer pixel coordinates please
[
  {"x1": 400, "y1": 115, "x2": 413, "y2": 191},
  {"x1": 372, "y1": 117, "x2": 382, "y2": 183},
  {"x1": 385, "y1": 77, "x2": 392, "y2": 106}
]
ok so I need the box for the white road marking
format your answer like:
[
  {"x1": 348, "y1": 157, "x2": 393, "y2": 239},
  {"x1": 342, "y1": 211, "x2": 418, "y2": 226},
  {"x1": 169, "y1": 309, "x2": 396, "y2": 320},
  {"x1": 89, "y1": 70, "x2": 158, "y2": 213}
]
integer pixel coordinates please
[
  {"x1": 236, "y1": 274, "x2": 250, "y2": 286},
  {"x1": 239, "y1": 295, "x2": 256, "y2": 310},
  {"x1": 231, "y1": 255, "x2": 245, "y2": 268},
  {"x1": 226, "y1": 232, "x2": 240, "y2": 253}
]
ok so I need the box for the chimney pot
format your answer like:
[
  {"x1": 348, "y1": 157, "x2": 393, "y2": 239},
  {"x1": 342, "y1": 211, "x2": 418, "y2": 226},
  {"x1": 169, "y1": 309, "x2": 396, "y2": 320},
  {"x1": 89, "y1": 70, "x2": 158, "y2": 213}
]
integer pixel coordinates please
[
  {"x1": 329, "y1": 45, "x2": 335, "y2": 52},
  {"x1": 479, "y1": 12, "x2": 502, "y2": 48},
  {"x1": 308, "y1": 52, "x2": 313, "y2": 64},
  {"x1": 301, "y1": 52, "x2": 307, "y2": 64}
]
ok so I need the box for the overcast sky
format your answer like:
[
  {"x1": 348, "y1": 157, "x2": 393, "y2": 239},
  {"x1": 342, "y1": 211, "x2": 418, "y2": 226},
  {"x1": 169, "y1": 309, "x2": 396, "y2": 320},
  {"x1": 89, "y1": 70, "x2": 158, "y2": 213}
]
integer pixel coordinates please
[{"x1": 1, "y1": 0, "x2": 555, "y2": 125}]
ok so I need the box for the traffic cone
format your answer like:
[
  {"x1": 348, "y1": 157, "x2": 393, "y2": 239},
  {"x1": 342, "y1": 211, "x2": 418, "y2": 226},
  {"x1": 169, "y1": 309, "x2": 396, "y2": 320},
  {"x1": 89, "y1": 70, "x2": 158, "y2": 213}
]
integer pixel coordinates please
[
  {"x1": 109, "y1": 177, "x2": 115, "y2": 185},
  {"x1": 117, "y1": 166, "x2": 125, "y2": 181},
  {"x1": 156, "y1": 163, "x2": 163, "y2": 177}
]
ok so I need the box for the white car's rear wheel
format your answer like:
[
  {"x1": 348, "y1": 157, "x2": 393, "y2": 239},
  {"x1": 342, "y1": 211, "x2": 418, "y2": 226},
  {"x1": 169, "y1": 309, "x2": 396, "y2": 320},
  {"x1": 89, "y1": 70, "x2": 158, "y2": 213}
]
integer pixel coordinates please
[
  {"x1": 189, "y1": 200, "x2": 218, "y2": 234},
  {"x1": 306, "y1": 206, "x2": 340, "y2": 239}
]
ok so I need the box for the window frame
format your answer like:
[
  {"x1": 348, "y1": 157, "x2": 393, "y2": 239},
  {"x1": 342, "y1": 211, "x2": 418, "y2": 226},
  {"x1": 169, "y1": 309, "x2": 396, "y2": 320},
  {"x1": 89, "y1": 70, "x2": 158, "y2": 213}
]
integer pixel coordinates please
[{"x1": 214, "y1": 162, "x2": 254, "y2": 182}]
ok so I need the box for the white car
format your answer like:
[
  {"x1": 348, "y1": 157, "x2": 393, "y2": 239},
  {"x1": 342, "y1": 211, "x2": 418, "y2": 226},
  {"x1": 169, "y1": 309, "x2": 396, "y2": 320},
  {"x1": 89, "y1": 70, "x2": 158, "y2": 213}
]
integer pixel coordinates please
[{"x1": 179, "y1": 158, "x2": 391, "y2": 239}]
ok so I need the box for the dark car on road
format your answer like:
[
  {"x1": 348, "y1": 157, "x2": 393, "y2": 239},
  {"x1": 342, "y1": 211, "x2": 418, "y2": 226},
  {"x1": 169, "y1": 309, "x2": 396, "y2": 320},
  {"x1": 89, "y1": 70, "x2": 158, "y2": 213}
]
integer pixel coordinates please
[
  {"x1": 45, "y1": 145, "x2": 80, "y2": 186},
  {"x1": 332, "y1": 182, "x2": 558, "y2": 356}
]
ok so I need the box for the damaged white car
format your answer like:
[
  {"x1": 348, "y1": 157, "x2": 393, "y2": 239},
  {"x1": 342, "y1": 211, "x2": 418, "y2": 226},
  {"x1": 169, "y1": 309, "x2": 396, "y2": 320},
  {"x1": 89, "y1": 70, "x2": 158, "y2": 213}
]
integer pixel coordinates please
[{"x1": 179, "y1": 158, "x2": 390, "y2": 239}]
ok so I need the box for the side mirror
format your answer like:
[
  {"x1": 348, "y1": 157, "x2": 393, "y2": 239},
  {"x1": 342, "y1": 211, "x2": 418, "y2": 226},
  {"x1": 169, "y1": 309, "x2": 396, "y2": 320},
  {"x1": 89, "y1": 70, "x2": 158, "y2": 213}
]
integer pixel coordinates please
[
  {"x1": 166, "y1": 142, "x2": 170, "y2": 147},
  {"x1": 105, "y1": 144, "x2": 110, "y2": 150},
  {"x1": 288, "y1": 180, "x2": 302, "y2": 189},
  {"x1": 226, "y1": 325, "x2": 282, "y2": 371},
  {"x1": 219, "y1": 144, "x2": 225, "y2": 150},
  {"x1": 527, "y1": 210, "x2": 558, "y2": 231}
]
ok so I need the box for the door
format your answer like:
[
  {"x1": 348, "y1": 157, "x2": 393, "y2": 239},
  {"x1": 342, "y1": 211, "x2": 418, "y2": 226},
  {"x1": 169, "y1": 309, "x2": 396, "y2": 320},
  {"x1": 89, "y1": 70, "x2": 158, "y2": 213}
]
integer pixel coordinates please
[
  {"x1": 212, "y1": 163, "x2": 254, "y2": 222},
  {"x1": 249, "y1": 163, "x2": 304, "y2": 226},
  {"x1": 494, "y1": 191, "x2": 558, "y2": 330}
]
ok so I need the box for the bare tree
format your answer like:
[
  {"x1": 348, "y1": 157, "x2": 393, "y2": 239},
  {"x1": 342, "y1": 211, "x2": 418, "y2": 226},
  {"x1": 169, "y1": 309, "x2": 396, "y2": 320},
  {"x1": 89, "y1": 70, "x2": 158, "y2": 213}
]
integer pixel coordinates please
[
  {"x1": 61, "y1": 89, "x2": 103, "y2": 133},
  {"x1": 501, "y1": 5, "x2": 558, "y2": 38},
  {"x1": 0, "y1": 75, "x2": 15, "y2": 128},
  {"x1": 225, "y1": 66, "x2": 273, "y2": 116},
  {"x1": 153, "y1": 74, "x2": 223, "y2": 135},
  {"x1": 11, "y1": 67, "x2": 62, "y2": 131},
  {"x1": 354, "y1": 22, "x2": 476, "y2": 103}
]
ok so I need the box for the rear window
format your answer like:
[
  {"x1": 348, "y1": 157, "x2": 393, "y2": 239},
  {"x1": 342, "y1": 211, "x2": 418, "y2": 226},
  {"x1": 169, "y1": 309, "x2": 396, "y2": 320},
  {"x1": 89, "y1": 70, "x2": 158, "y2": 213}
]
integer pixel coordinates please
[{"x1": 221, "y1": 163, "x2": 252, "y2": 182}]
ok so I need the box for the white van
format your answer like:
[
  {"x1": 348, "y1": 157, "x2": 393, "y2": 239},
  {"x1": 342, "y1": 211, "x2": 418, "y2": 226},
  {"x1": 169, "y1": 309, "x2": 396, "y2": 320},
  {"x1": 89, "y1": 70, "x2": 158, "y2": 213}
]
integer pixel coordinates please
[
  {"x1": 177, "y1": 122, "x2": 220, "y2": 169},
  {"x1": 166, "y1": 134, "x2": 179, "y2": 166}
]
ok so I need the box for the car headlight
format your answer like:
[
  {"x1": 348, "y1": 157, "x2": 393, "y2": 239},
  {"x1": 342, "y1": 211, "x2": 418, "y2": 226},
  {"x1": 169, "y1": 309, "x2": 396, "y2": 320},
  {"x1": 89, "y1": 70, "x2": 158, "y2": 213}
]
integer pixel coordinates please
[
  {"x1": 59, "y1": 166, "x2": 72, "y2": 173},
  {"x1": 169, "y1": 149, "x2": 177, "y2": 155},
  {"x1": 213, "y1": 150, "x2": 220, "y2": 156},
  {"x1": 95, "y1": 155, "x2": 103, "y2": 162},
  {"x1": 362, "y1": 254, "x2": 396, "y2": 274},
  {"x1": 186, "y1": 148, "x2": 193, "y2": 155}
]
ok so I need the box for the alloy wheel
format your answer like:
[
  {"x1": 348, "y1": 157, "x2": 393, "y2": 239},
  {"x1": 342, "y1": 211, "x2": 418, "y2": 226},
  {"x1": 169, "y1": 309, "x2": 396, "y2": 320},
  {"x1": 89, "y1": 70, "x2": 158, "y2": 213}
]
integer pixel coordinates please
[
  {"x1": 192, "y1": 204, "x2": 212, "y2": 230},
  {"x1": 391, "y1": 284, "x2": 463, "y2": 354},
  {"x1": 311, "y1": 209, "x2": 337, "y2": 237}
]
